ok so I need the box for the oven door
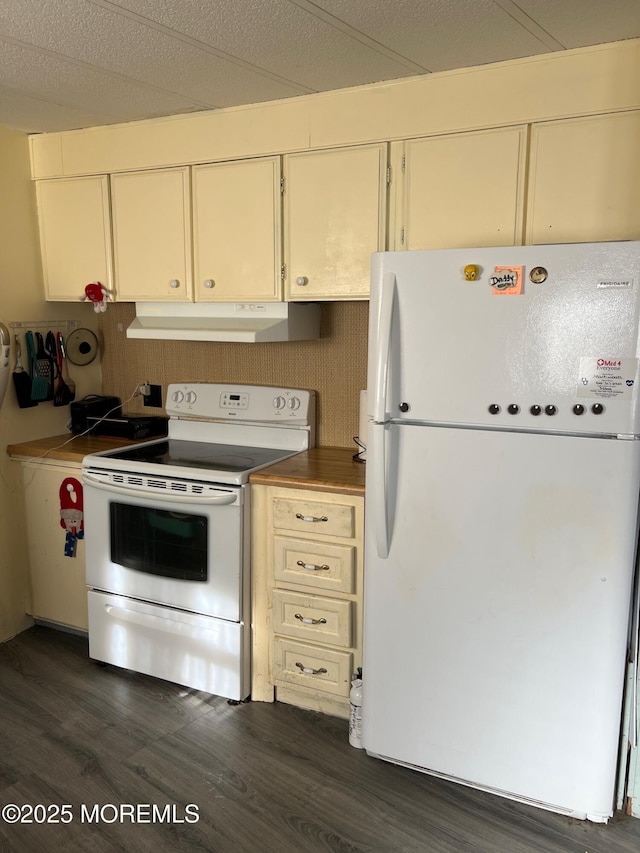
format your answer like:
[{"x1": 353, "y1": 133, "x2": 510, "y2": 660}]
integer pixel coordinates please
[{"x1": 83, "y1": 469, "x2": 245, "y2": 622}]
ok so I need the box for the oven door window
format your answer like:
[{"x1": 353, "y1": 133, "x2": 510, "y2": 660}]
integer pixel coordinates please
[{"x1": 110, "y1": 502, "x2": 208, "y2": 581}]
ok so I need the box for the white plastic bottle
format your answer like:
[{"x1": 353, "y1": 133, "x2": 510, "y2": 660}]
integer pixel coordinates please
[{"x1": 349, "y1": 675, "x2": 363, "y2": 748}]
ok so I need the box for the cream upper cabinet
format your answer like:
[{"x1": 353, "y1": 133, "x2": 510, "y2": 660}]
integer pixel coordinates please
[
  {"x1": 283, "y1": 143, "x2": 387, "y2": 301},
  {"x1": 193, "y1": 157, "x2": 282, "y2": 302},
  {"x1": 111, "y1": 167, "x2": 192, "y2": 301},
  {"x1": 526, "y1": 110, "x2": 640, "y2": 244},
  {"x1": 36, "y1": 176, "x2": 113, "y2": 301},
  {"x1": 391, "y1": 126, "x2": 528, "y2": 251}
]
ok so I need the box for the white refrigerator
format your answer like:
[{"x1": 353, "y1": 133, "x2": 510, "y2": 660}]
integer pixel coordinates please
[{"x1": 362, "y1": 241, "x2": 640, "y2": 823}]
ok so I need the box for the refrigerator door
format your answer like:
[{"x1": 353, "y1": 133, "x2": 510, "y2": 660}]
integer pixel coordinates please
[
  {"x1": 362, "y1": 422, "x2": 640, "y2": 821},
  {"x1": 368, "y1": 242, "x2": 640, "y2": 435}
]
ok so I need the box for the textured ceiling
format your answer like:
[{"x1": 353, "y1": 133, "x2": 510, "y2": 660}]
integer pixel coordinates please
[{"x1": 1, "y1": 0, "x2": 639, "y2": 135}]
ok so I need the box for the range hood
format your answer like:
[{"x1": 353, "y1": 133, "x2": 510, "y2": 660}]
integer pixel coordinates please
[{"x1": 126, "y1": 302, "x2": 321, "y2": 343}]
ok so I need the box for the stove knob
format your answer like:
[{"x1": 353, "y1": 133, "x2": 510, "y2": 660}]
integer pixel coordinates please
[
  {"x1": 591, "y1": 403, "x2": 605, "y2": 415},
  {"x1": 172, "y1": 390, "x2": 184, "y2": 404},
  {"x1": 573, "y1": 404, "x2": 585, "y2": 415},
  {"x1": 185, "y1": 391, "x2": 197, "y2": 405},
  {"x1": 288, "y1": 396, "x2": 301, "y2": 411},
  {"x1": 507, "y1": 404, "x2": 520, "y2": 415},
  {"x1": 530, "y1": 405, "x2": 542, "y2": 416},
  {"x1": 545, "y1": 405, "x2": 557, "y2": 416},
  {"x1": 273, "y1": 396, "x2": 286, "y2": 410},
  {"x1": 488, "y1": 404, "x2": 501, "y2": 415}
]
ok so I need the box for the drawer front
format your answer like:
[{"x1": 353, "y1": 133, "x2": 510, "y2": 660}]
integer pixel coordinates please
[
  {"x1": 273, "y1": 589, "x2": 352, "y2": 647},
  {"x1": 274, "y1": 536, "x2": 355, "y2": 593},
  {"x1": 274, "y1": 637, "x2": 353, "y2": 698},
  {"x1": 273, "y1": 497, "x2": 355, "y2": 538}
]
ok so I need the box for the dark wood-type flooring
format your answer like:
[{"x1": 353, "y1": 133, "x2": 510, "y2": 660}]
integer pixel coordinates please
[{"x1": 1, "y1": 626, "x2": 640, "y2": 853}]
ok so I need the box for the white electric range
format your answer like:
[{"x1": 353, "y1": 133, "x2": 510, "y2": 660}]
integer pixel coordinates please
[{"x1": 82, "y1": 383, "x2": 315, "y2": 700}]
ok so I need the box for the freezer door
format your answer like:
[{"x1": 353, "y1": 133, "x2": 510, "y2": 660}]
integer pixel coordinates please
[
  {"x1": 368, "y1": 242, "x2": 640, "y2": 435},
  {"x1": 363, "y1": 423, "x2": 640, "y2": 820}
]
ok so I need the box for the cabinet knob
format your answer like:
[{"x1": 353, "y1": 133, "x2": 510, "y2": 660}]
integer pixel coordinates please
[
  {"x1": 169, "y1": 279, "x2": 180, "y2": 289},
  {"x1": 294, "y1": 613, "x2": 327, "y2": 626},
  {"x1": 295, "y1": 276, "x2": 308, "y2": 287},
  {"x1": 295, "y1": 513, "x2": 328, "y2": 523},
  {"x1": 203, "y1": 279, "x2": 215, "y2": 289},
  {"x1": 296, "y1": 560, "x2": 330, "y2": 572},
  {"x1": 295, "y1": 662, "x2": 328, "y2": 676}
]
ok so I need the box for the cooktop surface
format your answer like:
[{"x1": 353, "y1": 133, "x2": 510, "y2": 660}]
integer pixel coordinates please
[{"x1": 101, "y1": 438, "x2": 296, "y2": 475}]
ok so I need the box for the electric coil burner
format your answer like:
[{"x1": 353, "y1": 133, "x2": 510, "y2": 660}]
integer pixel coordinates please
[{"x1": 82, "y1": 383, "x2": 315, "y2": 700}]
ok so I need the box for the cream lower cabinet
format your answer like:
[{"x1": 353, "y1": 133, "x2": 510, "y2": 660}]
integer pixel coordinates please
[
  {"x1": 283, "y1": 144, "x2": 387, "y2": 300},
  {"x1": 527, "y1": 110, "x2": 640, "y2": 244},
  {"x1": 35, "y1": 176, "x2": 113, "y2": 301},
  {"x1": 252, "y1": 485, "x2": 364, "y2": 718},
  {"x1": 390, "y1": 126, "x2": 528, "y2": 251},
  {"x1": 20, "y1": 461, "x2": 88, "y2": 631},
  {"x1": 111, "y1": 166, "x2": 192, "y2": 301}
]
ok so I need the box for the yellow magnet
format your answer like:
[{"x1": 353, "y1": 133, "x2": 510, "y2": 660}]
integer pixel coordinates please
[{"x1": 464, "y1": 264, "x2": 480, "y2": 281}]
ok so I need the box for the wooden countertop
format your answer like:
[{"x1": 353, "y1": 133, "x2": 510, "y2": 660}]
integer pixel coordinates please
[
  {"x1": 250, "y1": 446, "x2": 366, "y2": 496},
  {"x1": 7, "y1": 437, "x2": 367, "y2": 495},
  {"x1": 6, "y1": 433, "x2": 143, "y2": 464}
]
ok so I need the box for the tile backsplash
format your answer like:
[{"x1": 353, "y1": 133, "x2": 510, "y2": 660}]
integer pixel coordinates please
[{"x1": 99, "y1": 301, "x2": 368, "y2": 448}]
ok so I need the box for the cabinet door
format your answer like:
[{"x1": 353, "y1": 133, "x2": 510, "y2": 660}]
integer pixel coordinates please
[
  {"x1": 527, "y1": 111, "x2": 640, "y2": 244},
  {"x1": 36, "y1": 176, "x2": 113, "y2": 301},
  {"x1": 394, "y1": 126, "x2": 527, "y2": 251},
  {"x1": 22, "y1": 462, "x2": 87, "y2": 631},
  {"x1": 112, "y1": 167, "x2": 192, "y2": 301},
  {"x1": 193, "y1": 157, "x2": 282, "y2": 301},
  {"x1": 283, "y1": 144, "x2": 387, "y2": 300}
]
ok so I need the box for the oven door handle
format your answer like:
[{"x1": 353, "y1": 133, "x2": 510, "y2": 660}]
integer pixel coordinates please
[{"x1": 83, "y1": 473, "x2": 238, "y2": 505}]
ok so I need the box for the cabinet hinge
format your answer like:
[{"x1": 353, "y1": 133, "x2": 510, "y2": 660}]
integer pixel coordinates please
[
  {"x1": 386, "y1": 165, "x2": 392, "y2": 185},
  {"x1": 400, "y1": 228, "x2": 405, "y2": 245},
  {"x1": 281, "y1": 264, "x2": 286, "y2": 281},
  {"x1": 401, "y1": 155, "x2": 406, "y2": 173},
  {"x1": 280, "y1": 177, "x2": 285, "y2": 195}
]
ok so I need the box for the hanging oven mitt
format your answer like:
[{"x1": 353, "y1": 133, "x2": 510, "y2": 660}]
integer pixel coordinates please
[{"x1": 59, "y1": 477, "x2": 84, "y2": 557}]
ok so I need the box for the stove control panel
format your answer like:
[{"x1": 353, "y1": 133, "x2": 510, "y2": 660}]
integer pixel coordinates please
[
  {"x1": 220, "y1": 391, "x2": 249, "y2": 410},
  {"x1": 167, "y1": 383, "x2": 316, "y2": 426}
]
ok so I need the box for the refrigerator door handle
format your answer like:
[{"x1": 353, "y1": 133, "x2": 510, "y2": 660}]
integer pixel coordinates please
[
  {"x1": 370, "y1": 422, "x2": 390, "y2": 558},
  {"x1": 372, "y1": 271, "x2": 396, "y2": 423},
  {"x1": 631, "y1": 572, "x2": 640, "y2": 748}
]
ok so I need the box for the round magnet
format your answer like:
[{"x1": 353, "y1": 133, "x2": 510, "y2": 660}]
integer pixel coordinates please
[
  {"x1": 529, "y1": 266, "x2": 548, "y2": 283},
  {"x1": 464, "y1": 264, "x2": 480, "y2": 281},
  {"x1": 66, "y1": 328, "x2": 99, "y2": 365}
]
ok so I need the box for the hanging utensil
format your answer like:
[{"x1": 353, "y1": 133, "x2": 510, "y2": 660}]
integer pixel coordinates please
[
  {"x1": 65, "y1": 328, "x2": 98, "y2": 366},
  {"x1": 56, "y1": 332, "x2": 76, "y2": 402},
  {"x1": 12, "y1": 334, "x2": 36, "y2": 408},
  {"x1": 25, "y1": 331, "x2": 48, "y2": 402},
  {"x1": 49, "y1": 331, "x2": 73, "y2": 406},
  {"x1": 0, "y1": 323, "x2": 11, "y2": 409},
  {"x1": 34, "y1": 332, "x2": 54, "y2": 400}
]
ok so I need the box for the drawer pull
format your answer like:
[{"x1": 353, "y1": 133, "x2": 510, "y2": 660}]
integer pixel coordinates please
[
  {"x1": 295, "y1": 662, "x2": 328, "y2": 676},
  {"x1": 296, "y1": 560, "x2": 330, "y2": 572},
  {"x1": 295, "y1": 513, "x2": 328, "y2": 523},
  {"x1": 294, "y1": 613, "x2": 327, "y2": 626}
]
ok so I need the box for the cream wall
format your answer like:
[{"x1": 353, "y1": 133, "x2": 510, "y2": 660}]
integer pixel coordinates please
[
  {"x1": 0, "y1": 126, "x2": 101, "y2": 642},
  {"x1": 30, "y1": 39, "x2": 640, "y2": 178}
]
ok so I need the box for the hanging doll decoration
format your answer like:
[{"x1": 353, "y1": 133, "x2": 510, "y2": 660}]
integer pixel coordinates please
[
  {"x1": 59, "y1": 477, "x2": 84, "y2": 557},
  {"x1": 81, "y1": 281, "x2": 110, "y2": 312}
]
